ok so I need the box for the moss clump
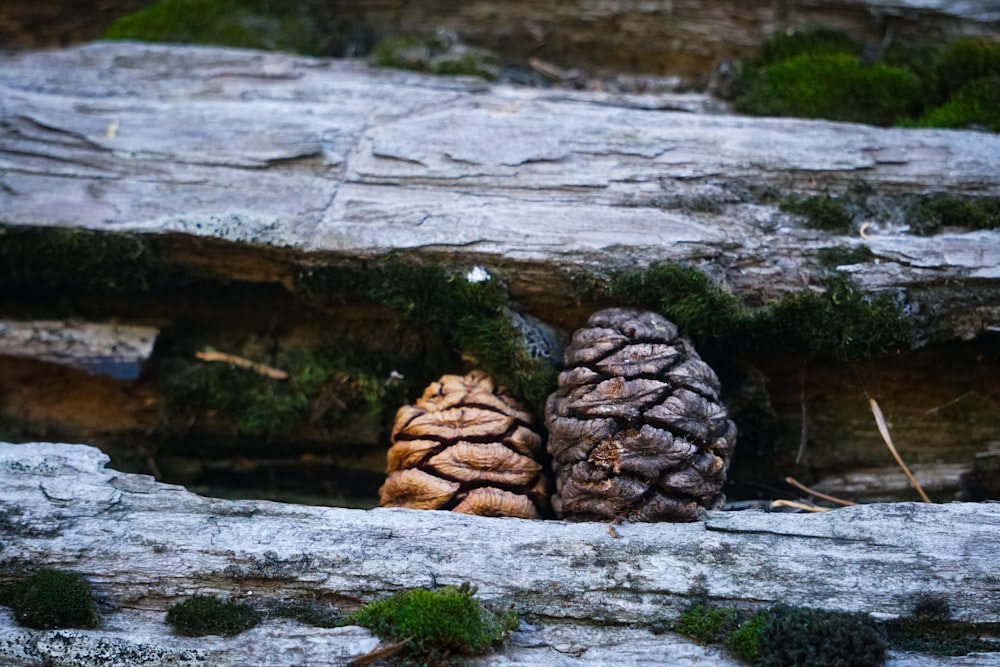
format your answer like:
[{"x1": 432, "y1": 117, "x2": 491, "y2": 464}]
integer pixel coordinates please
[
  {"x1": 342, "y1": 584, "x2": 518, "y2": 660},
  {"x1": 602, "y1": 263, "x2": 745, "y2": 341},
  {"x1": 756, "y1": 604, "x2": 886, "y2": 667},
  {"x1": 369, "y1": 34, "x2": 500, "y2": 80},
  {"x1": 882, "y1": 595, "x2": 1000, "y2": 656},
  {"x1": 914, "y1": 76, "x2": 1000, "y2": 132},
  {"x1": 0, "y1": 226, "x2": 172, "y2": 292},
  {"x1": 102, "y1": 0, "x2": 339, "y2": 56},
  {"x1": 736, "y1": 30, "x2": 1000, "y2": 132},
  {"x1": 294, "y1": 258, "x2": 556, "y2": 409},
  {"x1": 736, "y1": 52, "x2": 920, "y2": 126},
  {"x1": 781, "y1": 194, "x2": 855, "y2": 232},
  {"x1": 816, "y1": 245, "x2": 875, "y2": 268},
  {"x1": 1, "y1": 569, "x2": 99, "y2": 630},
  {"x1": 908, "y1": 193, "x2": 1000, "y2": 235},
  {"x1": 675, "y1": 602, "x2": 886, "y2": 666},
  {"x1": 597, "y1": 263, "x2": 914, "y2": 361},
  {"x1": 166, "y1": 594, "x2": 261, "y2": 637},
  {"x1": 726, "y1": 611, "x2": 767, "y2": 664},
  {"x1": 157, "y1": 338, "x2": 395, "y2": 438},
  {"x1": 673, "y1": 603, "x2": 739, "y2": 644}
]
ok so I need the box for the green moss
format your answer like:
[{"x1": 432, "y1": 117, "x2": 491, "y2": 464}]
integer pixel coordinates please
[
  {"x1": 756, "y1": 604, "x2": 886, "y2": 667},
  {"x1": 726, "y1": 611, "x2": 767, "y2": 664},
  {"x1": 157, "y1": 338, "x2": 394, "y2": 437},
  {"x1": 756, "y1": 28, "x2": 862, "y2": 67},
  {"x1": 735, "y1": 30, "x2": 1000, "y2": 132},
  {"x1": 342, "y1": 584, "x2": 518, "y2": 659},
  {"x1": 914, "y1": 76, "x2": 1000, "y2": 132},
  {"x1": 673, "y1": 603, "x2": 739, "y2": 644},
  {"x1": 294, "y1": 258, "x2": 556, "y2": 410},
  {"x1": 735, "y1": 53, "x2": 920, "y2": 126},
  {"x1": 816, "y1": 245, "x2": 875, "y2": 268},
  {"x1": 781, "y1": 194, "x2": 854, "y2": 232},
  {"x1": 602, "y1": 263, "x2": 746, "y2": 341},
  {"x1": 102, "y1": 0, "x2": 332, "y2": 56},
  {"x1": 908, "y1": 193, "x2": 1000, "y2": 235},
  {"x1": 2, "y1": 569, "x2": 99, "y2": 630},
  {"x1": 264, "y1": 598, "x2": 341, "y2": 628},
  {"x1": 882, "y1": 595, "x2": 1000, "y2": 656},
  {"x1": 928, "y1": 37, "x2": 1000, "y2": 104},
  {"x1": 166, "y1": 594, "x2": 261, "y2": 637},
  {"x1": 0, "y1": 226, "x2": 172, "y2": 292},
  {"x1": 597, "y1": 263, "x2": 914, "y2": 361},
  {"x1": 369, "y1": 34, "x2": 500, "y2": 80}
]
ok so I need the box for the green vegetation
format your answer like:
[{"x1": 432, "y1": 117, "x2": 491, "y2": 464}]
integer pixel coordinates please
[
  {"x1": 674, "y1": 602, "x2": 739, "y2": 643},
  {"x1": 101, "y1": 0, "x2": 339, "y2": 56},
  {"x1": 342, "y1": 584, "x2": 518, "y2": 661},
  {"x1": 263, "y1": 598, "x2": 342, "y2": 627},
  {"x1": 0, "y1": 569, "x2": 99, "y2": 630},
  {"x1": 737, "y1": 52, "x2": 920, "y2": 126},
  {"x1": 735, "y1": 30, "x2": 1000, "y2": 131},
  {"x1": 0, "y1": 226, "x2": 173, "y2": 292},
  {"x1": 597, "y1": 263, "x2": 915, "y2": 360},
  {"x1": 908, "y1": 193, "x2": 1000, "y2": 235},
  {"x1": 370, "y1": 35, "x2": 500, "y2": 80},
  {"x1": 816, "y1": 245, "x2": 875, "y2": 268},
  {"x1": 882, "y1": 594, "x2": 1000, "y2": 656},
  {"x1": 166, "y1": 594, "x2": 261, "y2": 637},
  {"x1": 294, "y1": 258, "x2": 557, "y2": 409},
  {"x1": 674, "y1": 602, "x2": 885, "y2": 666},
  {"x1": 780, "y1": 194, "x2": 855, "y2": 232},
  {"x1": 157, "y1": 337, "x2": 398, "y2": 438}
]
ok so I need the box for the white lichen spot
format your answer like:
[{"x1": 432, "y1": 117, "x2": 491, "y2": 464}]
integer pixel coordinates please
[{"x1": 465, "y1": 266, "x2": 491, "y2": 283}]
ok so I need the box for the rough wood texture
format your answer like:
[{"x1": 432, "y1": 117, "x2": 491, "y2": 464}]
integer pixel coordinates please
[
  {"x1": 1, "y1": 42, "x2": 999, "y2": 341},
  {"x1": 1, "y1": 442, "x2": 998, "y2": 666}
]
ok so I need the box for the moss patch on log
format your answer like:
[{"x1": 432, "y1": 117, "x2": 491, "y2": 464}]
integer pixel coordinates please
[
  {"x1": 101, "y1": 0, "x2": 347, "y2": 57},
  {"x1": 294, "y1": 258, "x2": 557, "y2": 410},
  {"x1": 0, "y1": 226, "x2": 176, "y2": 292},
  {"x1": 735, "y1": 30, "x2": 1000, "y2": 132},
  {"x1": 0, "y1": 568, "x2": 99, "y2": 630},
  {"x1": 342, "y1": 583, "x2": 518, "y2": 660},
  {"x1": 596, "y1": 263, "x2": 915, "y2": 361},
  {"x1": 166, "y1": 594, "x2": 261, "y2": 637}
]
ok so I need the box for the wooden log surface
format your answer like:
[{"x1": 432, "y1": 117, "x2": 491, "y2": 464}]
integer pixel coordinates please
[
  {"x1": 1, "y1": 41, "x2": 999, "y2": 340},
  {"x1": 1, "y1": 441, "x2": 999, "y2": 666}
]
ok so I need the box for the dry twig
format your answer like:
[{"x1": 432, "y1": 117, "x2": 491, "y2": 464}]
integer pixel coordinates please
[
  {"x1": 195, "y1": 350, "x2": 289, "y2": 380},
  {"x1": 770, "y1": 499, "x2": 830, "y2": 512},
  {"x1": 869, "y1": 398, "x2": 932, "y2": 503},
  {"x1": 784, "y1": 476, "x2": 857, "y2": 507}
]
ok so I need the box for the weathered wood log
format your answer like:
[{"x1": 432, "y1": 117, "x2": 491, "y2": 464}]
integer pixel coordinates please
[
  {"x1": 1, "y1": 42, "x2": 999, "y2": 506},
  {"x1": 1, "y1": 441, "x2": 998, "y2": 666}
]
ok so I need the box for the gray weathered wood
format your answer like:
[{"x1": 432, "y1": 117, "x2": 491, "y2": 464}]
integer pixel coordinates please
[
  {"x1": 1, "y1": 442, "x2": 998, "y2": 666},
  {"x1": 2, "y1": 42, "x2": 1000, "y2": 342}
]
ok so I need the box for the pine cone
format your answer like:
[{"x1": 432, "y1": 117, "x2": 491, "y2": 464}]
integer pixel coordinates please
[
  {"x1": 380, "y1": 371, "x2": 550, "y2": 519},
  {"x1": 545, "y1": 308, "x2": 736, "y2": 522}
]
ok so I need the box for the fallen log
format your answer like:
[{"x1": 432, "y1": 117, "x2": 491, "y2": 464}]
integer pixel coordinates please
[{"x1": 1, "y1": 441, "x2": 998, "y2": 666}]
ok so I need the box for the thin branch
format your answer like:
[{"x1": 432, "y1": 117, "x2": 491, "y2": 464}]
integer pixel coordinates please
[
  {"x1": 195, "y1": 350, "x2": 289, "y2": 380},
  {"x1": 770, "y1": 499, "x2": 830, "y2": 513},
  {"x1": 348, "y1": 638, "x2": 411, "y2": 666},
  {"x1": 784, "y1": 476, "x2": 857, "y2": 507},
  {"x1": 869, "y1": 398, "x2": 932, "y2": 503}
]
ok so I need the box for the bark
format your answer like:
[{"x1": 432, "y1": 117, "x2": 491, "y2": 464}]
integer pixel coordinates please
[{"x1": 1, "y1": 441, "x2": 998, "y2": 666}]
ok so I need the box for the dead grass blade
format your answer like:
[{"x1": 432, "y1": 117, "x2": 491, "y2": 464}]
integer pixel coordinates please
[
  {"x1": 784, "y1": 476, "x2": 857, "y2": 507},
  {"x1": 869, "y1": 398, "x2": 931, "y2": 503}
]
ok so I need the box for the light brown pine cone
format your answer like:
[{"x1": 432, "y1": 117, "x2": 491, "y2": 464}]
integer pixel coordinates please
[
  {"x1": 380, "y1": 371, "x2": 550, "y2": 519},
  {"x1": 545, "y1": 308, "x2": 736, "y2": 522}
]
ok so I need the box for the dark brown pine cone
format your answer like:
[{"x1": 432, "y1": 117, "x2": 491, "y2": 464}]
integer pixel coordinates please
[
  {"x1": 545, "y1": 308, "x2": 736, "y2": 522},
  {"x1": 379, "y1": 371, "x2": 550, "y2": 519}
]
